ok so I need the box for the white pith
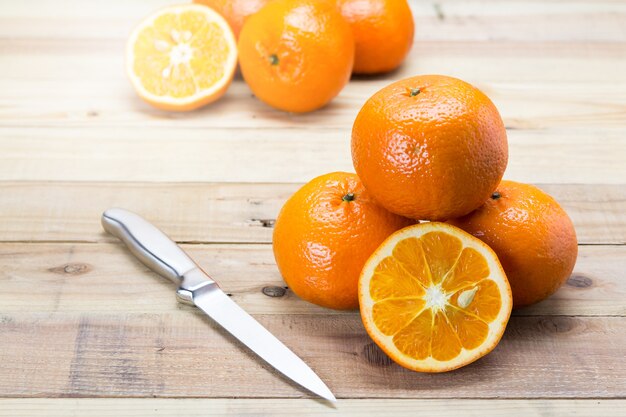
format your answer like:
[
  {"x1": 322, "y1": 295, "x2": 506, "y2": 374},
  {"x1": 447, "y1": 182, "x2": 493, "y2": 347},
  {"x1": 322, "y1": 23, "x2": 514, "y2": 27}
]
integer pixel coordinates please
[
  {"x1": 126, "y1": 4, "x2": 237, "y2": 106},
  {"x1": 169, "y1": 42, "x2": 193, "y2": 66},
  {"x1": 424, "y1": 285, "x2": 448, "y2": 311},
  {"x1": 359, "y1": 222, "x2": 513, "y2": 371}
]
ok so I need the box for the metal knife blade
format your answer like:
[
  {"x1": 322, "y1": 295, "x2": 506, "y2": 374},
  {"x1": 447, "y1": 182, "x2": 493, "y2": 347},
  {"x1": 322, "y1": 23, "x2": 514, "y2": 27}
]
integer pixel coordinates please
[
  {"x1": 101, "y1": 208, "x2": 336, "y2": 402},
  {"x1": 195, "y1": 287, "x2": 335, "y2": 401}
]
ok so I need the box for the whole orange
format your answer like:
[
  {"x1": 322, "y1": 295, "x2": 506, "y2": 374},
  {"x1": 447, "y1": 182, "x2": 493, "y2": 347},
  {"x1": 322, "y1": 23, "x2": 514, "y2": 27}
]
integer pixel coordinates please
[
  {"x1": 448, "y1": 180, "x2": 578, "y2": 308},
  {"x1": 272, "y1": 172, "x2": 414, "y2": 310},
  {"x1": 238, "y1": 0, "x2": 355, "y2": 113},
  {"x1": 351, "y1": 75, "x2": 508, "y2": 221},
  {"x1": 337, "y1": 0, "x2": 414, "y2": 74},
  {"x1": 193, "y1": 0, "x2": 269, "y2": 37}
]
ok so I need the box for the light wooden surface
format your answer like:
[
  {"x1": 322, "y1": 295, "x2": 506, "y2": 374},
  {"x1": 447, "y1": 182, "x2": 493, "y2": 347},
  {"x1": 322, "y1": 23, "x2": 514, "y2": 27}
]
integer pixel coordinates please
[
  {"x1": 2, "y1": 399, "x2": 626, "y2": 417},
  {"x1": 0, "y1": 0, "x2": 625, "y2": 415}
]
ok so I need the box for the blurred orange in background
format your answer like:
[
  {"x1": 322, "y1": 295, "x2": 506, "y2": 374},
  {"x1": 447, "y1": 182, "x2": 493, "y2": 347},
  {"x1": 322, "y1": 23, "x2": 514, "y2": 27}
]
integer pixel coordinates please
[
  {"x1": 338, "y1": 0, "x2": 414, "y2": 74},
  {"x1": 193, "y1": 0, "x2": 270, "y2": 37}
]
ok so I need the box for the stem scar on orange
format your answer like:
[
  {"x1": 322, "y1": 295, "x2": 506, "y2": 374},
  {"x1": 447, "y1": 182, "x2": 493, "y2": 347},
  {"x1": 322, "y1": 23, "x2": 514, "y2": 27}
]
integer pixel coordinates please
[{"x1": 272, "y1": 172, "x2": 414, "y2": 310}]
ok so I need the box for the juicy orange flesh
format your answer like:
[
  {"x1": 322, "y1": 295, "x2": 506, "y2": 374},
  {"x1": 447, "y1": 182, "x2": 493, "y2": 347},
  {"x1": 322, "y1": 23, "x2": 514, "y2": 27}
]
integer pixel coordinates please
[
  {"x1": 132, "y1": 10, "x2": 230, "y2": 98},
  {"x1": 370, "y1": 231, "x2": 502, "y2": 361}
]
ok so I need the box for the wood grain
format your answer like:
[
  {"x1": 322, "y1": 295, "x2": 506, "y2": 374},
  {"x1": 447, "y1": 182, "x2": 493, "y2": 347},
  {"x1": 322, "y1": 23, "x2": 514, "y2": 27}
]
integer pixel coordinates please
[
  {"x1": 2, "y1": 399, "x2": 626, "y2": 417},
  {"x1": 2, "y1": 127, "x2": 625, "y2": 183},
  {"x1": 1, "y1": 1, "x2": 625, "y2": 187},
  {"x1": 0, "y1": 0, "x2": 625, "y2": 411},
  {"x1": 0, "y1": 311, "x2": 623, "y2": 398},
  {"x1": 0, "y1": 243, "x2": 623, "y2": 316},
  {"x1": 1, "y1": 0, "x2": 625, "y2": 42},
  {"x1": 2, "y1": 59, "x2": 625, "y2": 130},
  {"x1": 0, "y1": 182, "x2": 624, "y2": 244}
]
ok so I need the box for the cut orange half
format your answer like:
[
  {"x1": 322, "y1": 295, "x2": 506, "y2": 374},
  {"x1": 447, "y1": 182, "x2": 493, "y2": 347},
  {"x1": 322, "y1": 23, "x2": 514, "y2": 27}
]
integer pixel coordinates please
[
  {"x1": 359, "y1": 222, "x2": 512, "y2": 372},
  {"x1": 126, "y1": 4, "x2": 237, "y2": 111}
]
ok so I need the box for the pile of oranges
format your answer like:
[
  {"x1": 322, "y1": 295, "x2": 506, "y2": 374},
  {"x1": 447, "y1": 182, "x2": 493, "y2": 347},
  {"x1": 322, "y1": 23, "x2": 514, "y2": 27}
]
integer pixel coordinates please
[
  {"x1": 273, "y1": 75, "x2": 578, "y2": 372},
  {"x1": 126, "y1": 0, "x2": 414, "y2": 112},
  {"x1": 126, "y1": 1, "x2": 579, "y2": 374}
]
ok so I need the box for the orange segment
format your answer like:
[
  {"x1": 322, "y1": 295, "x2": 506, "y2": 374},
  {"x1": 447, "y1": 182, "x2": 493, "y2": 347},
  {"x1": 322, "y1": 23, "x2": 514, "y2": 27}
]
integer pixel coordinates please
[
  {"x1": 391, "y1": 237, "x2": 432, "y2": 288},
  {"x1": 126, "y1": 4, "x2": 237, "y2": 111},
  {"x1": 431, "y1": 311, "x2": 463, "y2": 361},
  {"x1": 420, "y1": 231, "x2": 463, "y2": 284},
  {"x1": 372, "y1": 298, "x2": 425, "y2": 336},
  {"x1": 370, "y1": 256, "x2": 425, "y2": 301},
  {"x1": 190, "y1": 23, "x2": 230, "y2": 89},
  {"x1": 392, "y1": 309, "x2": 433, "y2": 360},
  {"x1": 442, "y1": 247, "x2": 490, "y2": 292},
  {"x1": 359, "y1": 222, "x2": 512, "y2": 372},
  {"x1": 446, "y1": 307, "x2": 489, "y2": 350}
]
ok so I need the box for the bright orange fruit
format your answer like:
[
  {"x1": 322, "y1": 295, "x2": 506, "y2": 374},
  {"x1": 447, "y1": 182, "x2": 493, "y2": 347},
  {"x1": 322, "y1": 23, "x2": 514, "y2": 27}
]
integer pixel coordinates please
[
  {"x1": 126, "y1": 4, "x2": 238, "y2": 111},
  {"x1": 238, "y1": 0, "x2": 355, "y2": 113},
  {"x1": 192, "y1": 0, "x2": 269, "y2": 38},
  {"x1": 273, "y1": 172, "x2": 414, "y2": 310},
  {"x1": 359, "y1": 222, "x2": 512, "y2": 372},
  {"x1": 448, "y1": 180, "x2": 578, "y2": 308},
  {"x1": 337, "y1": 0, "x2": 414, "y2": 74},
  {"x1": 351, "y1": 75, "x2": 508, "y2": 221}
]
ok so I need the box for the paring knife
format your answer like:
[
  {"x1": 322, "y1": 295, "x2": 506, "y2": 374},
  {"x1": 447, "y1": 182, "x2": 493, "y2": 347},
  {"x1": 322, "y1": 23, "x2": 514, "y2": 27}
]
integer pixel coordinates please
[{"x1": 101, "y1": 208, "x2": 336, "y2": 402}]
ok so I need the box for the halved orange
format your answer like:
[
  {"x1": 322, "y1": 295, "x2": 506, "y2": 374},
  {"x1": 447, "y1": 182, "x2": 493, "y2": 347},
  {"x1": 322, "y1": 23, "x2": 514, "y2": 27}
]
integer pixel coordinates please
[
  {"x1": 359, "y1": 222, "x2": 512, "y2": 372},
  {"x1": 126, "y1": 4, "x2": 238, "y2": 111}
]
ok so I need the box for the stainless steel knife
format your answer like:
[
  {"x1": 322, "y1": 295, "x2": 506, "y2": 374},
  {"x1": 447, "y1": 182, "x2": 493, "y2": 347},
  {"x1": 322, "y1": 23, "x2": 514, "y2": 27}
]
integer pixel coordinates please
[{"x1": 101, "y1": 208, "x2": 336, "y2": 402}]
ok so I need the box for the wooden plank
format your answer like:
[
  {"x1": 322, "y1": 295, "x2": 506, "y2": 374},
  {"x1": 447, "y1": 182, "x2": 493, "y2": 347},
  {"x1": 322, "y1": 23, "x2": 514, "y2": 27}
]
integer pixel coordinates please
[
  {"x1": 0, "y1": 182, "x2": 623, "y2": 245},
  {"x1": 0, "y1": 311, "x2": 623, "y2": 398},
  {"x1": 0, "y1": 181, "x2": 288, "y2": 244},
  {"x1": 1, "y1": 0, "x2": 625, "y2": 42},
  {"x1": 2, "y1": 40, "x2": 625, "y2": 82},
  {"x1": 1, "y1": 11, "x2": 624, "y2": 185},
  {"x1": 2, "y1": 399, "x2": 626, "y2": 417},
  {"x1": 0, "y1": 0, "x2": 622, "y2": 407},
  {"x1": 1, "y1": 128, "x2": 625, "y2": 184},
  {"x1": 1, "y1": 50, "x2": 625, "y2": 128},
  {"x1": 0, "y1": 72, "x2": 626, "y2": 128},
  {"x1": 0, "y1": 243, "x2": 623, "y2": 316}
]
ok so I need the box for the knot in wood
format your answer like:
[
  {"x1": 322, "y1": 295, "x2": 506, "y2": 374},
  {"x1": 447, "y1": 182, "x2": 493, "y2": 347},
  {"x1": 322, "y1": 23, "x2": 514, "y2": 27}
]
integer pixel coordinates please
[
  {"x1": 362, "y1": 343, "x2": 393, "y2": 367},
  {"x1": 250, "y1": 218, "x2": 275, "y2": 228},
  {"x1": 49, "y1": 263, "x2": 92, "y2": 275},
  {"x1": 566, "y1": 274, "x2": 593, "y2": 288},
  {"x1": 262, "y1": 286, "x2": 286, "y2": 297},
  {"x1": 539, "y1": 317, "x2": 575, "y2": 334}
]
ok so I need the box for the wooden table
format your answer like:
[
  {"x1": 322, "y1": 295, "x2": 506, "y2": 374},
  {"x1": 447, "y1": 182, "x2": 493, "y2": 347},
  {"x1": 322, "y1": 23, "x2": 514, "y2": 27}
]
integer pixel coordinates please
[{"x1": 1, "y1": 0, "x2": 625, "y2": 415}]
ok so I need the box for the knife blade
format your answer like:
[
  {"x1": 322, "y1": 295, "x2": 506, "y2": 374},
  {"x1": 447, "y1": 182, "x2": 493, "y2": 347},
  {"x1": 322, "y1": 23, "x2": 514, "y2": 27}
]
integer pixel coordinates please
[{"x1": 101, "y1": 208, "x2": 336, "y2": 402}]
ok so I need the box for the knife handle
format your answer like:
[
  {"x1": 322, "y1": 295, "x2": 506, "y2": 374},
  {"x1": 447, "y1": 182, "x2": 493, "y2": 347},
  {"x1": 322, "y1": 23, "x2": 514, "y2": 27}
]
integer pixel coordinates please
[
  {"x1": 101, "y1": 208, "x2": 198, "y2": 284},
  {"x1": 102, "y1": 208, "x2": 217, "y2": 305}
]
